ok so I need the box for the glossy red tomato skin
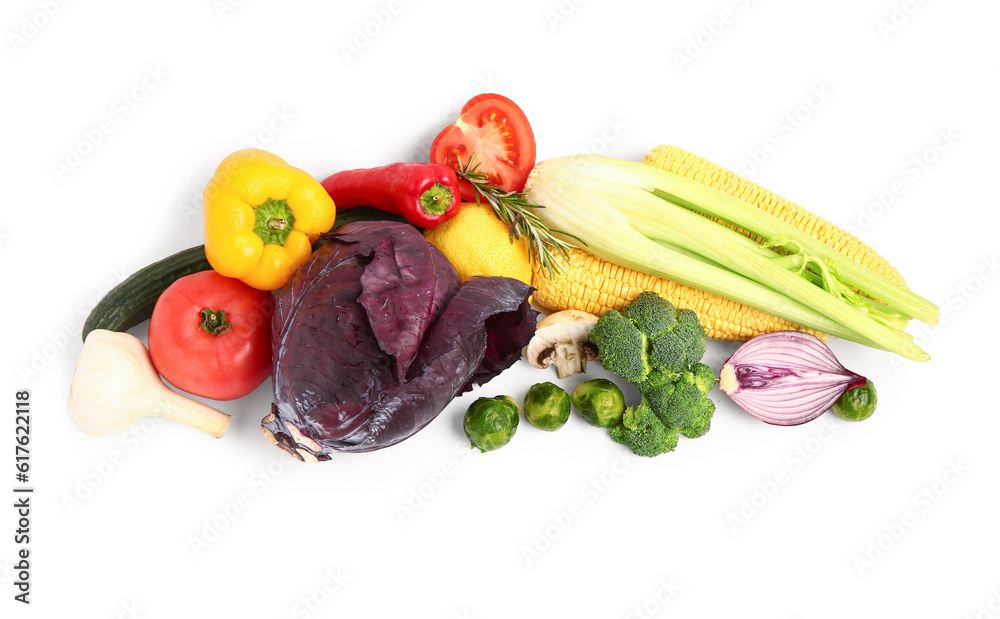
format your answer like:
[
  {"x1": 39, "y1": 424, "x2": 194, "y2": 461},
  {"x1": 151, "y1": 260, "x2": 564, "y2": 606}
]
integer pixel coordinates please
[
  {"x1": 430, "y1": 93, "x2": 536, "y2": 201},
  {"x1": 148, "y1": 270, "x2": 273, "y2": 401}
]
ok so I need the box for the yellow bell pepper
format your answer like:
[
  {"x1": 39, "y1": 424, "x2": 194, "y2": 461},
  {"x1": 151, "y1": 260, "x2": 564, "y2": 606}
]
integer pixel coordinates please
[{"x1": 204, "y1": 149, "x2": 336, "y2": 291}]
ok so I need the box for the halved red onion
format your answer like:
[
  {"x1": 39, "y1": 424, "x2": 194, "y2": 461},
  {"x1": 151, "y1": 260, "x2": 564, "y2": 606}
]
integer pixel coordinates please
[{"x1": 719, "y1": 331, "x2": 867, "y2": 426}]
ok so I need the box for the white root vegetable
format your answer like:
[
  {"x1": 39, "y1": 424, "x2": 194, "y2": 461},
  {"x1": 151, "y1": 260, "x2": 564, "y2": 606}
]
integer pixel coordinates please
[{"x1": 67, "y1": 330, "x2": 231, "y2": 438}]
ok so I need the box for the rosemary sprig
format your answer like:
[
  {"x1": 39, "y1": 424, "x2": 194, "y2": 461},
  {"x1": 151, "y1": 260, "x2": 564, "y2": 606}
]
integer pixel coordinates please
[{"x1": 454, "y1": 153, "x2": 581, "y2": 278}]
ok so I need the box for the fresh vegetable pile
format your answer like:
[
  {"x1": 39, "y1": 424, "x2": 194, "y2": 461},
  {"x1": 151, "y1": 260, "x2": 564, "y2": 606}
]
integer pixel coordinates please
[{"x1": 68, "y1": 92, "x2": 938, "y2": 463}]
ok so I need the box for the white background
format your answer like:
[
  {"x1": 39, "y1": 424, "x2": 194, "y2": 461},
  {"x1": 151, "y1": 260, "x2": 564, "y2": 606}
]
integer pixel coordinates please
[{"x1": 3, "y1": 0, "x2": 999, "y2": 617}]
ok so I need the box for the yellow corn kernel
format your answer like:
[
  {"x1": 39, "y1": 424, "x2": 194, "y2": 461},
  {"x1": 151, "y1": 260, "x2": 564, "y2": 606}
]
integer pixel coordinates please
[
  {"x1": 531, "y1": 249, "x2": 825, "y2": 342},
  {"x1": 643, "y1": 144, "x2": 907, "y2": 287},
  {"x1": 531, "y1": 145, "x2": 912, "y2": 342}
]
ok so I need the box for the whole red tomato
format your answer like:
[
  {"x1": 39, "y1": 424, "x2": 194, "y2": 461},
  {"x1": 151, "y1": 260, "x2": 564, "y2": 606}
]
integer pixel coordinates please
[
  {"x1": 148, "y1": 270, "x2": 273, "y2": 401},
  {"x1": 430, "y1": 93, "x2": 536, "y2": 201}
]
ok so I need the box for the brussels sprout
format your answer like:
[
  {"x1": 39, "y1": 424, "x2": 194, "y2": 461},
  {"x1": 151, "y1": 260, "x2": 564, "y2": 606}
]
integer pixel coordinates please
[
  {"x1": 833, "y1": 381, "x2": 877, "y2": 422},
  {"x1": 523, "y1": 382, "x2": 571, "y2": 431},
  {"x1": 571, "y1": 379, "x2": 626, "y2": 428},
  {"x1": 464, "y1": 395, "x2": 520, "y2": 452}
]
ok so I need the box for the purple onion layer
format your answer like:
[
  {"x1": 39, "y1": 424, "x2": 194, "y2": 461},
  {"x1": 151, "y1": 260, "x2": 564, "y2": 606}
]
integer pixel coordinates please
[{"x1": 719, "y1": 331, "x2": 867, "y2": 426}]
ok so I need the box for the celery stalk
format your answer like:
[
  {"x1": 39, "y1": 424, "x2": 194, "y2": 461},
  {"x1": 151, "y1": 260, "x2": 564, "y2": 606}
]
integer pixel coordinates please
[
  {"x1": 526, "y1": 158, "x2": 934, "y2": 361},
  {"x1": 603, "y1": 180, "x2": 924, "y2": 359},
  {"x1": 527, "y1": 176, "x2": 888, "y2": 351},
  {"x1": 646, "y1": 237, "x2": 912, "y2": 332},
  {"x1": 543, "y1": 155, "x2": 939, "y2": 326}
]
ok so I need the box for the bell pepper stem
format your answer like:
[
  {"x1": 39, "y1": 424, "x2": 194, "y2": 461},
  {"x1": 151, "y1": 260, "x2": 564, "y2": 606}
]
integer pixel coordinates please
[{"x1": 253, "y1": 198, "x2": 297, "y2": 245}]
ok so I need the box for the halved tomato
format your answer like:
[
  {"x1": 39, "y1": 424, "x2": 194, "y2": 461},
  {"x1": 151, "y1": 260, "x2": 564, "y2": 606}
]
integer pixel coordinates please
[{"x1": 430, "y1": 93, "x2": 536, "y2": 201}]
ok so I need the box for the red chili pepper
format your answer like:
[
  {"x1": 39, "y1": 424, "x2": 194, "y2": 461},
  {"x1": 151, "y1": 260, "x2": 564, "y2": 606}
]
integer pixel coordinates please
[{"x1": 321, "y1": 162, "x2": 462, "y2": 228}]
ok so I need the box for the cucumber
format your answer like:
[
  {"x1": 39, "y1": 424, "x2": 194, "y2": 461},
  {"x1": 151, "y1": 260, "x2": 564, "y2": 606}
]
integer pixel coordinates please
[
  {"x1": 81, "y1": 207, "x2": 417, "y2": 342},
  {"x1": 82, "y1": 246, "x2": 212, "y2": 342}
]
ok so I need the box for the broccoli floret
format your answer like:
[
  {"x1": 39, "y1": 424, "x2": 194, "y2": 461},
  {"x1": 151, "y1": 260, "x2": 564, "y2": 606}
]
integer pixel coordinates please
[
  {"x1": 690, "y1": 362, "x2": 716, "y2": 393},
  {"x1": 677, "y1": 310, "x2": 708, "y2": 363},
  {"x1": 592, "y1": 293, "x2": 708, "y2": 379},
  {"x1": 621, "y1": 291, "x2": 677, "y2": 337},
  {"x1": 650, "y1": 330, "x2": 702, "y2": 373},
  {"x1": 609, "y1": 398, "x2": 679, "y2": 457},
  {"x1": 589, "y1": 292, "x2": 716, "y2": 447},
  {"x1": 679, "y1": 397, "x2": 715, "y2": 439},
  {"x1": 677, "y1": 308, "x2": 702, "y2": 332},
  {"x1": 589, "y1": 309, "x2": 650, "y2": 383},
  {"x1": 644, "y1": 365, "x2": 717, "y2": 438},
  {"x1": 635, "y1": 369, "x2": 673, "y2": 392},
  {"x1": 646, "y1": 379, "x2": 698, "y2": 428},
  {"x1": 649, "y1": 309, "x2": 707, "y2": 372}
]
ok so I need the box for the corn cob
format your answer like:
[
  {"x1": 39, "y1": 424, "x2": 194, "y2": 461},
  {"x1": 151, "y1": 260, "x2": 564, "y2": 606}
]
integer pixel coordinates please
[
  {"x1": 530, "y1": 248, "x2": 826, "y2": 342},
  {"x1": 643, "y1": 145, "x2": 907, "y2": 287},
  {"x1": 531, "y1": 145, "x2": 909, "y2": 342}
]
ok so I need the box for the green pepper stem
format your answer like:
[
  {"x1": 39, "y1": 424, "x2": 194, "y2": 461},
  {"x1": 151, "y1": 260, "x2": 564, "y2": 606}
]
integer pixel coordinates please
[
  {"x1": 419, "y1": 182, "x2": 453, "y2": 216},
  {"x1": 253, "y1": 198, "x2": 297, "y2": 245},
  {"x1": 200, "y1": 308, "x2": 232, "y2": 335}
]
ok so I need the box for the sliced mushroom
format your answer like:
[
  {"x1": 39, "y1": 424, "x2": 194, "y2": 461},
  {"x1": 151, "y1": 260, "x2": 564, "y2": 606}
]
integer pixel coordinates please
[{"x1": 523, "y1": 310, "x2": 601, "y2": 379}]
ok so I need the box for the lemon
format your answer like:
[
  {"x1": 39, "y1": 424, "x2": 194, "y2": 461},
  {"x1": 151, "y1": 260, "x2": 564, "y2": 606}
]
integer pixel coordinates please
[{"x1": 424, "y1": 203, "x2": 532, "y2": 285}]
